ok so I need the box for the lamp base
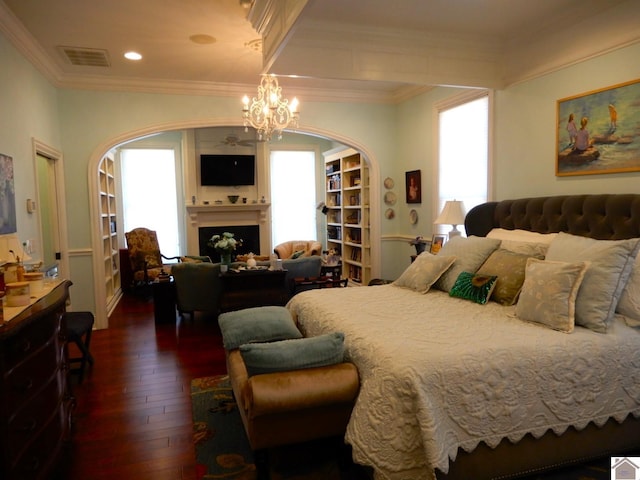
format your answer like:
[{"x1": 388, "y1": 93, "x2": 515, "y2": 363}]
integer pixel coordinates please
[{"x1": 448, "y1": 226, "x2": 462, "y2": 238}]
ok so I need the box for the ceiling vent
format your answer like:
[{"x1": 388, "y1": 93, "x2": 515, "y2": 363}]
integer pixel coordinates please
[{"x1": 58, "y1": 46, "x2": 111, "y2": 67}]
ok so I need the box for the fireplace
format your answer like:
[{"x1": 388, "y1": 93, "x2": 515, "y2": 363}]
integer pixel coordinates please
[{"x1": 198, "y1": 225, "x2": 260, "y2": 261}]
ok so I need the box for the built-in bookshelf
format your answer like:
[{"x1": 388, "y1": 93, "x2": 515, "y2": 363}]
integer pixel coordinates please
[
  {"x1": 98, "y1": 153, "x2": 121, "y2": 312},
  {"x1": 323, "y1": 147, "x2": 370, "y2": 285}
]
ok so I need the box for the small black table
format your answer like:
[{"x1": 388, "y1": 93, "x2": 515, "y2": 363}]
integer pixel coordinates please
[
  {"x1": 219, "y1": 268, "x2": 289, "y2": 312},
  {"x1": 152, "y1": 277, "x2": 177, "y2": 324}
]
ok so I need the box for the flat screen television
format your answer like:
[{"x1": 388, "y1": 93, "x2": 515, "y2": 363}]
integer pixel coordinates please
[{"x1": 200, "y1": 154, "x2": 255, "y2": 186}]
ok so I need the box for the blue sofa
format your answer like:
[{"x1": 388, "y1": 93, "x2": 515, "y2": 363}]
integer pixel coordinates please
[{"x1": 171, "y1": 256, "x2": 322, "y2": 317}]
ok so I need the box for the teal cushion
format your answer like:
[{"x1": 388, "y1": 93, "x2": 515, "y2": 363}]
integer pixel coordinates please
[
  {"x1": 239, "y1": 332, "x2": 345, "y2": 376},
  {"x1": 449, "y1": 271, "x2": 498, "y2": 305},
  {"x1": 218, "y1": 306, "x2": 302, "y2": 350},
  {"x1": 291, "y1": 249, "x2": 305, "y2": 259}
]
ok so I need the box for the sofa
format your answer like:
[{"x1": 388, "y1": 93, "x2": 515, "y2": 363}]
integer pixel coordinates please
[
  {"x1": 171, "y1": 255, "x2": 323, "y2": 317},
  {"x1": 220, "y1": 306, "x2": 360, "y2": 477},
  {"x1": 274, "y1": 240, "x2": 322, "y2": 259}
]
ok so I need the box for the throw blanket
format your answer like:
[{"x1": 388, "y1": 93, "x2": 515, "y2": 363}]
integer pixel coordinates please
[{"x1": 287, "y1": 285, "x2": 640, "y2": 480}]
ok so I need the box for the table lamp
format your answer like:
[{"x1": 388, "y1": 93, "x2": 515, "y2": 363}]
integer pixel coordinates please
[{"x1": 435, "y1": 200, "x2": 466, "y2": 238}]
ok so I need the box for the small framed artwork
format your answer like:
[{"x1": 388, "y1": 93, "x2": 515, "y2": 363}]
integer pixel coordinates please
[
  {"x1": 429, "y1": 234, "x2": 446, "y2": 254},
  {"x1": 556, "y1": 77, "x2": 640, "y2": 176},
  {"x1": 405, "y1": 170, "x2": 421, "y2": 204}
]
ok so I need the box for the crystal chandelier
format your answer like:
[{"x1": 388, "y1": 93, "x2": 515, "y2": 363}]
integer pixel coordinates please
[{"x1": 242, "y1": 74, "x2": 299, "y2": 141}]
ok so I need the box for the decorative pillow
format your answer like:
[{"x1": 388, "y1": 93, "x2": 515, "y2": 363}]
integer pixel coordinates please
[
  {"x1": 476, "y1": 248, "x2": 544, "y2": 305},
  {"x1": 290, "y1": 249, "x2": 306, "y2": 259},
  {"x1": 218, "y1": 306, "x2": 302, "y2": 350},
  {"x1": 393, "y1": 253, "x2": 456, "y2": 293},
  {"x1": 617, "y1": 255, "x2": 640, "y2": 327},
  {"x1": 239, "y1": 332, "x2": 345, "y2": 376},
  {"x1": 449, "y1": 271, "x2": 498, "y2": 305},
  {"x1": 516, "y1": 258, "x2": 589, "y2": 333},
  {"x1": 498, "y1": 240, "x2": 549, "y2": 258},
  {"x1": 434, "y1": 236, "x2": 501, "y2": 293},
  {"x1": 545, "y1": 232, "x2": 640, "y2": 333}
]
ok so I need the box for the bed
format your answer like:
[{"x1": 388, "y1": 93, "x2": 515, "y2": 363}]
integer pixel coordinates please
[{"x1": 286, "y1": 194, "x2": 640, "y2": 480}]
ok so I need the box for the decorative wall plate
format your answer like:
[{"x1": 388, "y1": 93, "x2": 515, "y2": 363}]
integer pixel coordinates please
[
  {"x1": 384, "y1": 191, "x2": 397, "y2": 206},
  {"x1": 410, "y1": 209, "x2": 418, "y2": 225},
  {"x1": 384, "y1": 177, "x2": 394, "y2": 189},
  {"x1": 385, "y1": 208, "x2": 395, "y2": 219}
]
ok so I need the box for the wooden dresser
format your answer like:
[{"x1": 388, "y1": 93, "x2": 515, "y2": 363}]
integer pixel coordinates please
[{"x1": 0, "y1": 280, "x2": 74, "y2": 479}]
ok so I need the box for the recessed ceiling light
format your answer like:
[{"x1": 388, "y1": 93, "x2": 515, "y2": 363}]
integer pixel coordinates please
[{"x1": 124, "y1": 51, "x2": 142, "y2": 61}]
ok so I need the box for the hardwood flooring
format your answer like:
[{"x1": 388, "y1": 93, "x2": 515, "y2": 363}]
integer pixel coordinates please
[{"x1": 60, "y1": 293, "x2": 226, "y2": 480}]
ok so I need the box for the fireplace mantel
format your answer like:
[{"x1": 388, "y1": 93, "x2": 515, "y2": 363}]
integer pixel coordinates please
[{"x1": 185, "y1": 203, "x2": 271, "y2": 255}]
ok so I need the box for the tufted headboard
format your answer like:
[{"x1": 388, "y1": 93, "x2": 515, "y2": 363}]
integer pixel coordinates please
[{"x1": 464, "y1": 194, "x2": 640, "y2": 240}]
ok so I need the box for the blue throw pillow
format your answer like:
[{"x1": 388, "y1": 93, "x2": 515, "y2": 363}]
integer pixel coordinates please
[
  {"x1": 239, "y1": 332, "x2": 345, "y2": 376},
  {"x1": 218, "y1": 306, "x2": 302, "y2": 350}
]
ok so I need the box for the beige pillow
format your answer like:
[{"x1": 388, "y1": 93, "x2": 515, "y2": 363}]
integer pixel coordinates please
[
  {"x1": 393, "y1": 253, "x2": 456, "y2": 293},
  {"x1": 617, "y1": 255, "x2": 640, "y2": 327},
  {"x1": 545, "y1": 232, "x2": 640, "y2": 333},
  {"x1": 477, "y1": 248, "x2": 543, "y2": 306},
  {"x1": 516, "y1": 258, "x2": 589, "y2": 333},
  {"x1": 434, "y1": 236, "x2": 501, "y2": 292}
]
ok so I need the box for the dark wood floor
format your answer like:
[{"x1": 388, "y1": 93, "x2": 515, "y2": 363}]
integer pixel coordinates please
[{"x1": 61, "y1": 293, "x2": 226, "y2": 480}]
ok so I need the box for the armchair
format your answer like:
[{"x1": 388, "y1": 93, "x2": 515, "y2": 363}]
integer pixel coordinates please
[
  {"x1": 274, "y1": 240, "x2": 322, "y2": 259},
  {"x1": 124, "y1": 227, "x2": 181, "y2": 285}
]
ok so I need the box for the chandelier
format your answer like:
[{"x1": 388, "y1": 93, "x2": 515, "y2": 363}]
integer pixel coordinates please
[{"x1": 242, "y1": 74, "x2": 299, "y2": 141}]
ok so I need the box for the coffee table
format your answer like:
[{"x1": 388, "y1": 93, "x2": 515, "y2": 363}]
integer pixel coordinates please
[{"x1": 219, "y1": 268, "x2": 289, "y2": 312}]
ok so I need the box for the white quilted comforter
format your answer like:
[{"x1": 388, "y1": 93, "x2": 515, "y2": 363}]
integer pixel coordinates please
[{"x1": 287, "y1": 285, "x2": 640, "y2": 480}]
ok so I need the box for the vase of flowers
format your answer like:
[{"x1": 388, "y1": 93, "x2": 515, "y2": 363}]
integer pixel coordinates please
[
  {"x1": 409, "y1": 236, "x2": 428, "y2": 255},
  {"x1": 207, "y1": 232, "x2": 242, "y2": 265}
]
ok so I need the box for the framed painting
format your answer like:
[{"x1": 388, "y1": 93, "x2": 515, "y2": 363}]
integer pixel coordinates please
[
  {"x1": 0, "y1": 154, "x2": 17, "y2": 234},
  {"x1": 556, "y1": 78, "x2": 640, "y2": 176},
  {"x1": 405, "y1": 170, "x2": 421, "y2": 203}
]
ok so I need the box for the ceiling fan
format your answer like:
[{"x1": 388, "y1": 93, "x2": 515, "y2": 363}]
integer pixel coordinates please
[{"x1": 218, "y1": 134, "x2": 257, "y2": 147}]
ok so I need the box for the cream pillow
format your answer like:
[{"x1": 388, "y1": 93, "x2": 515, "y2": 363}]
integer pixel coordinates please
[
  {"x1": 545, "y1": 232, "x2": 640, "y2": 333},
  {"x1": 487, "y1": 228, "x2": 557, "y2": 244},
  {"x1": 516, "y1": 258, "x2": 589, "y2": 333},
  {"x1": 434, "y1": 236, "x2": 501, "y2": 292},
  {"x1": 393, "y1": 253, "x2": 456, "y2": 293},
  {"x1": 617, "y1": 255, "x2": 640, "y2": 327}
]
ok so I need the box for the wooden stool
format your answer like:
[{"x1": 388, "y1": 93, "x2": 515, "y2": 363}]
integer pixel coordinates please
[{"x1": 64, "y1": 312, "x2": 95, "y2": 383}]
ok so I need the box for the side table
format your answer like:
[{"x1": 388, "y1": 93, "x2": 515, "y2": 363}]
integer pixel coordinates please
[{"x1": 152, "y1": 277, "x2": 177, "y2": 324}]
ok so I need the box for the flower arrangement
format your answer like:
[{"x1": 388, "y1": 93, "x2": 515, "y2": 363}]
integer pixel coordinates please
[{"x1": 207, "y1": 232, "x2": 242, "y2": 254}]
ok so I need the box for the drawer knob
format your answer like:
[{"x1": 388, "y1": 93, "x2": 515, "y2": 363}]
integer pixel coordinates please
[{"x1": 18, "y1": 418, "x2": 38, "y2": 433}]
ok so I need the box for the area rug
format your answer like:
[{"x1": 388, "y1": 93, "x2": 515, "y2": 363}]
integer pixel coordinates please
[{"x1": 191, "y1": 375, "x2": 620, "y2": 480}]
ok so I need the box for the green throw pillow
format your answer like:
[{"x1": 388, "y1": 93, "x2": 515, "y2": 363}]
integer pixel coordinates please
[
  {"x1": 240, "y1": 332, "x2": 345, "y2": 376},
  {"x1": 449, "y1": 271, "x2": 498, "y2": 305},
  {"x1": 291, "y1": 249, "x2": 306, "y2": 259},
  {"x1": 218, "y1": 306, "x2": 302, "y2": 350}
]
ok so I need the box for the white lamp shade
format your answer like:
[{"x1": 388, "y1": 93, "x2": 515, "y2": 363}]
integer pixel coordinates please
[{"x1": 435, "y1": 200, "x2": 466, "y2": 237}]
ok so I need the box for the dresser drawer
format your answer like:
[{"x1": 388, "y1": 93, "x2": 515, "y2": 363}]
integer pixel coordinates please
[
  {"x1": 7, "y1": 373, "x2": 64, "y2": 462},
  {"x1": 9, "y1": 401, "x2": 66, "y2": 480},
  {"x1": 1, "y1": 312, "x2": 61, "y2": 371},
  {"x1": 5, "y1": 339, "x2": 62, "y2": 414}
]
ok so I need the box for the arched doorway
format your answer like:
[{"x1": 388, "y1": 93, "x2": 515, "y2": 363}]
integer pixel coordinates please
[{"x1": 88, "y1": 121, "x2": 380, "y2": 330}]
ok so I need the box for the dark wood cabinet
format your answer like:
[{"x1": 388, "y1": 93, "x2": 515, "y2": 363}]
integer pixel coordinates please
[
  {"x1": 0, "y1": 280, "x2": 73, "y2": 480},
  {"x1": 219, "y1": 269, "x2": 289, "y2": 312}
]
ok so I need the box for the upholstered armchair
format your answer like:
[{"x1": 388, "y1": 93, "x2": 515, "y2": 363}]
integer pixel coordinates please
[
  {"x1": 274, "y1": 240, "x2": 322, "y2": 259},
  {"x1": 124, "y1": 227, "x2": 181, "y2": 285}
]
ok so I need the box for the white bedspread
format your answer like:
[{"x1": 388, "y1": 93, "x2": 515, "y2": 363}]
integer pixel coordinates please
[{"x1": 287, "y1": 285, "x2": 640, "y2": 480}]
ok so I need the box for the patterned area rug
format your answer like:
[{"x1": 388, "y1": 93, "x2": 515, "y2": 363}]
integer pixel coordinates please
[{"x1": 191, "y1": 375, "x2": 621, "y2": 480}]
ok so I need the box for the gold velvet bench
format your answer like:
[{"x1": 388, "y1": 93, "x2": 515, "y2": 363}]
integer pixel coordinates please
[{"x1": 220, "y1": 306, "x2": 360, "y2": 478}]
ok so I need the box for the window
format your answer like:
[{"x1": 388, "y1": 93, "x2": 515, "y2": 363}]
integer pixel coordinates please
[
  {"x1": 437, "y1": 91, "x2": 491, "y2": 235},
  {"x1": 120, "y1": 148, "x2": 181, "y2": 257},
  {"x1": 270, "y1": 150, "x2": 317, "y2": 246}
]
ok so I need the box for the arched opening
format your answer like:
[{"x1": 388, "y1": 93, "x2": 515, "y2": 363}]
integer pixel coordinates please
[{"x1": 89, "y1": 121, "x2": 380, "y2": 330}]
